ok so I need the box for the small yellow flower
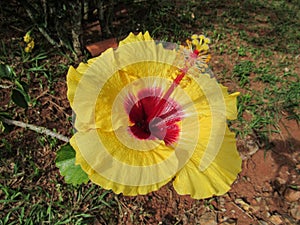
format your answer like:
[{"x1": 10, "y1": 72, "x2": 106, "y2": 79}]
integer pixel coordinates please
[
  {"x1": 25, "y1": 40, "x2": 35, "y2": 53},
  {"x1": 24, "y1": 46, "x2": 30, "y2": 53},
  {"x1": 23, "y1": 31, "x2": 34, "y2": 53},
  {"x1": 23, "y1": 32, "x2": 32, "y2": 43}
]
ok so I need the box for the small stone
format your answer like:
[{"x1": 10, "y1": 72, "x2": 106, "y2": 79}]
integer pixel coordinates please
[
  {"x1": 246, "y1": 139, "x2": 259, "y2": 156},
  {"x1": 219, "y1": 197, "x2": 226, "y2": 212},
  {"x1": 198, "y1": 211, "x2": 217, "y2": 225},
  {"x1": 284, "y1": 188, "x2": 300, "y2": 202},
  {"x1": 255, "y1": 197, "x2": 262, "y2": 203},
  {"x1": 290, "y1": 204, "x2": 300, "y2": 220},
  {"x1": 219, "y1": 197, "x2": 226, "y2": 206},
  {"x1": 258, "y1": 220, "x2": 269, "y2": 225},
  {"x1": 220, "y1": 218, "x2": 237, "y2": 225},
  {"x1": 181, "y1": 214, "x2": 188, "y2": 224},
  {"x1": 269, "y1": 215, "x2": 283, "y2": 225},
  {"x1": 235, "y1": 198, "x2": 250, "y2": 211},
  {"x1": 251, "y1": 205, "x2": 261, "y2": 214},
  {"x1": 265, "y1": 211, "x2": 271, "y2": 218},
  {"x1": 218, "y1": 216, "x2": 229, "y2": 223},
  {"x1": 275, "y1": 177, "x2": 286, "y2": 185}
]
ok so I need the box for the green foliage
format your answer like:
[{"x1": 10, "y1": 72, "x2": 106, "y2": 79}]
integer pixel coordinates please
[
  {"x1": 0, "y1": 64, "x2": 31, "y2": 108},
  {"x1": 11, "y1": 82, "x2": 30, "y2": 109},
  {"x1": 56, "y1": 143, "x2": 89, "y2": 185},
  {"x1": 0, "y1": 63, "x2": 14, "y2": 79},
  {"x1": 233, "y1": 61, "x2": 255, "y2": 87}
]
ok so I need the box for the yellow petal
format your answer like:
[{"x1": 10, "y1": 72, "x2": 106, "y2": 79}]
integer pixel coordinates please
[
  {"x1": 66, "y1": 66, "x2": 83, "y2": 107},
  {"x1": 173, "y1": 127, "x2": 242, "y2": 199},
  {"x1": 70, "y1": 134, "x2": 171, "y2": 195},
  {"x1": 119, "y1": 31, "x2": 153, "y2": 46},
  {"x1": 66, "y1": 58, "x2": 97, "y2": 106},
  {"x1": 221, "y1": 85, "x2": 239, "y2": 120}
]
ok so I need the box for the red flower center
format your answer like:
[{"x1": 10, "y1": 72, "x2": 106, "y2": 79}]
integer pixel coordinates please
[{"x1": 125, "y1": 88, "x2": 183, "y2": 145}]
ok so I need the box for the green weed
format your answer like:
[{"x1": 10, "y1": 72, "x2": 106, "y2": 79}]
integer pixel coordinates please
[{"x1": 233, "y1": 60, "x2": 255, "y2": 87}]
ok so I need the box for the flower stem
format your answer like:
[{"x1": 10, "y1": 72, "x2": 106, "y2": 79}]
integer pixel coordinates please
[{"x1": 1, "y1": 117, "x2": 69, "y2": 142}]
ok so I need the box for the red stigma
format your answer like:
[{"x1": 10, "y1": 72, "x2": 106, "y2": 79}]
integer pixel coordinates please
[{"x1": 193, "y1": 49, "x2": 200, "y2": 56}]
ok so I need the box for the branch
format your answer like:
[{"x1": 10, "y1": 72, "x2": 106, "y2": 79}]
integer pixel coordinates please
[
  {"x1": 1, "y1": 117, "x2": 69, "y2": 143},
  {"x1": 71, "y1": 0, "x2": 83, "y2": 58},
  {"x1": 0, "y1": 84, "x2": 11, "y2": 89}
]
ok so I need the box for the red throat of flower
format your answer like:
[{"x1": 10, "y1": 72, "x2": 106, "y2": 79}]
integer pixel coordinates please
[
  {"x1": 128, "y1": 94, "x2": 182, "y2": 145},
  {"x1": 125, "y1": 68, "x2": 192, "y2": 145}
]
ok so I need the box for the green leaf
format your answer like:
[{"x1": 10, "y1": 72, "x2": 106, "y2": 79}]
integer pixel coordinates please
[
  {"x1": 0, "y1": 64, "x2": 14, "y2": 80},
  {"x1": 11, "y1": 89, "x2": 28, "y2": 108},
  {"x1": 0, "y1": 111, "x2": 11, "y2": 118},
  {"x1": 15, "y1": 80, "x2": 30, "y2": 102},
  {"x1": 19, "y1": 81, "x2": 29, "y2": 93},
  {"x1": 0, "y1": 121, "x2": 14, "y2": 133},
  {"x1": 0, "y1": 121, "x2": 4, "y2": 133},
  {"x1": 0, "y1": 112, "x2": 14, "y2": 132},
  {"x1": 56, "y1": 143, "x2": 89, "y2": 185}
]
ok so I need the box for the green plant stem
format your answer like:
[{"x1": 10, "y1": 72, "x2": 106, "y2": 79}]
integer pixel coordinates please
[{"x1": 1, "y1": 117, "x2": 69, "y2": 142}]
